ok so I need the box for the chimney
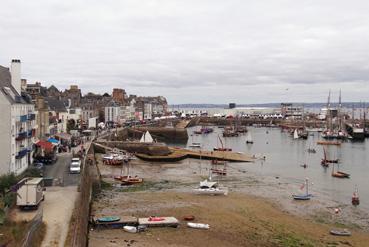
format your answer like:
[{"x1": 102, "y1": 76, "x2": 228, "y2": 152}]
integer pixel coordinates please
[{"x1": 10, "y1": 59, "x2": 21, "y2": 94}]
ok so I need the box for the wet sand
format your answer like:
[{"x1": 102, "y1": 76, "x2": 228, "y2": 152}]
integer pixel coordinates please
[{"x1": 90, "y1": 154, "x2": 369, "y2": 246}]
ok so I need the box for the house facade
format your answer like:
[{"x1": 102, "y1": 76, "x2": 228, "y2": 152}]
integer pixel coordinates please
[{"x1": 0, "y1": 60, "x2": 37, "y2": 176}]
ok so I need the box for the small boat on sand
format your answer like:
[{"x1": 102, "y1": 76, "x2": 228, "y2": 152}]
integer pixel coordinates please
[
  {"x1": 187, "y1": 222, "x2": 210, "y2": 229},
  {"x1": 352, "y1": 186, "x2": 360, "y2": 206},
  {"x1": 193, "y1": 179, "x2": 228, "y2": 196},
  {"x1": 292, "y1": 178, "x2": 312, "y2": 200},
  {"x1": 96, "y1": 216, "x2": 120, "y2": 223},
  {"x1": 330, "y1": 229, "x2": 351, "y2": 236},
  {"x1": 123, "y1": 226, "x2": 137, "y2": 233},
  {"x1": 120, "y1": 176, "x2": 144, "y2": 185}
]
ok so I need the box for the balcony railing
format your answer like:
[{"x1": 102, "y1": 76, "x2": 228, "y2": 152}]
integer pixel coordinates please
[
  {"x1": 15, "y1": 132, "x2": 27, "y2": 141},
  {"x1": 15, "y1": 148, "x2": 28, "y2": 159},
  {"x1": 20, "y1": 115, "x2": 28, "y2": 122},
  {"x1": 28, "y1": 113, "x2": 36, "y2": 121}
]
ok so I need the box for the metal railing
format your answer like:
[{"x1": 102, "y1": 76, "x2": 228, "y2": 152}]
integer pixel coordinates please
[{"x1": 21, "y1": 208, "x2": 43, "y2": 247}]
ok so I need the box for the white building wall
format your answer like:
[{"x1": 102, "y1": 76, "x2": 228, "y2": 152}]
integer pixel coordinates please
[
  {"x1": 0, "y1": 92, "x2": 11, "y2": 175},
  {"x1": 11, "y1": 103, "x2": 36, "y2": 175}
]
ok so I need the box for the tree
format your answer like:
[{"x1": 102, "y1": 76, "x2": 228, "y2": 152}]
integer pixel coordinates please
[{"x1": 67, "y1": 119, "x2": 76, "y2": 132}]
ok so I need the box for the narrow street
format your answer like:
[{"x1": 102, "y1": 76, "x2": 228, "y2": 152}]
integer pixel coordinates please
[{"x1": 43, "y1": 152, "x2": 80, "y2": 186}]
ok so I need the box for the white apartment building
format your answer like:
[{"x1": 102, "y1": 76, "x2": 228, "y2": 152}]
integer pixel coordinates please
[
  {"x1": 0, "y1": 60, "x2": 37, "y2": 176},
  {"x1": 105, "y1": 101, "x2": 121, "y2": 124}
]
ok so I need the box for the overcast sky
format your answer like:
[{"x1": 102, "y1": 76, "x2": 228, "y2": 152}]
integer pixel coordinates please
[{"x1": 1, "y1": 0, "x2": 369, "y2": 104}]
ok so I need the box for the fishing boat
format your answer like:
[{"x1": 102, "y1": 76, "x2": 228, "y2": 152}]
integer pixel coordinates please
[
  {"x1": 193, "y1": 179, "x2": 228, "y2": 196},
  {"x1": 292, "y1": 178, "x2": 312, "y2": 200},
  {"x1": 187, "y1": 222, "x2": 210, "y2": 229},
  {"x1": 329, "y1": 229, "x2": 352, "y2": 236},
  {"x1": 245, "y1": 132, "x2": 254, "y2": 144},
  {"x1": 331, "y1": 164, "x2": 350, "y2": 178}
]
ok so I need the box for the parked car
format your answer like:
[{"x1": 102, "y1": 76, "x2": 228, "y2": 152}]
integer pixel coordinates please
[{"x1": 69, "y1": 157, "x2": 81, "y2": 174}]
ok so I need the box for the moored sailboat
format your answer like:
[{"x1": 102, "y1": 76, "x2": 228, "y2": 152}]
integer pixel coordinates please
[{"x1": 292, "y1": 178, "x2": 312, "y2": 200}]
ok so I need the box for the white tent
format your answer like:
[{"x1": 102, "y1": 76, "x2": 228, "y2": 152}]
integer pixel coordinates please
[{"x1": 140, "y1": 131, "x2": 154, "y2": 143}]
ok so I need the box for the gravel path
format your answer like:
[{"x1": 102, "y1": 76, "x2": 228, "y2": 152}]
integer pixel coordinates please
[{"x1": 41, "y1": 186, "x2": 78, "y2": 247}]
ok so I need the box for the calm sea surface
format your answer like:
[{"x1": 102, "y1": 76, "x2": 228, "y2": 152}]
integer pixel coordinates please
[{"x1": 183, "y1": 126, "x2": 369, "y2": 213}]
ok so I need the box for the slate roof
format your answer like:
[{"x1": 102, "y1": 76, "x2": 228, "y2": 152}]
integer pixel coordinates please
[
  {"x1": 0, "y1": 65, "x2": 30, "y2": 104},
  {"x1": 44, "y1": 97, "x2": 67, "y2": 112}
]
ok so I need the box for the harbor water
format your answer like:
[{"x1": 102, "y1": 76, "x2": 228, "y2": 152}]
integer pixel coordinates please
[{"x1": 185, "y1": 126, "x2": 369, "y2": 214}]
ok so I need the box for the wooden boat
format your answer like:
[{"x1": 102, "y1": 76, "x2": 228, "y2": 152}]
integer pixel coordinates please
[
  {"x1": 121, "y1": 176, "x2": 144, "y2": 185},
  {"x1": 97, "y1": 216, "x2": 120, "y2": 223},
  {"x1": 292, "y1": 194, "x2": 312, "y2": 200},
  {"x1": 245, "y1": 132, "x2": 254, "y2": 144},
  {"x1": 187, "y1": 222, "x2": 210, "y2": 229},
  {"x1": 332, "y1": 171, "x2": 350, "y2": 178},
  {"x1": 213, "y1": 147, "x2": 232, "y2": 151},
  {"x1": 183, "y1": 215, "x2": 195, "y2": 221},
  {"x1": 331, "y1": 164, "x2": 350, "y2": 178},
  {"x1": 317, "y1": 140, "x2": 341, "y2": 146},
  {"x1": 214, "y1": 135, "x2": 232, "y2": 151},
  {"x1": 329, "y1": 229, "x2": 351, "y2": 236},
  {"x1": 210, "y1": 168, "x2": 227, "y2": 175},
  {"x1": 321, "y1": 147, "x2": 338, "y2": 166},
  {"x1": 352, "y1": 187, "x2": 360, "y2": 206},
  {"x1": 292, "y1": 178, "x2": 312, "y2": 200}
]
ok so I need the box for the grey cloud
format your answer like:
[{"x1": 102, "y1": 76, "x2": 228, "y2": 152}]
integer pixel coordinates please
[{"x1": 1, "y1": 0, "x2": 369, "y2": 103}]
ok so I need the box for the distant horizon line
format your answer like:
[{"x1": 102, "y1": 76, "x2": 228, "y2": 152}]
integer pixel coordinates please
[{"x1": 169, "y1": 102, "x2": 369, "y2": 107}]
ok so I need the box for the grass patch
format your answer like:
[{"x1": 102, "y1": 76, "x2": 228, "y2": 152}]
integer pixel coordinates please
[
  {"x1": 113, "y1": 180, "x2": 184, "y2": 193},
  {"x1": 0, "y1": 219, "x2": 29, "y2": 246},
  {"x1": 272, "y1": 232, "x2": 316, "y2": 247},
  {"x1": 100, "y1": 180, "x2": 112, "y2": 190}
]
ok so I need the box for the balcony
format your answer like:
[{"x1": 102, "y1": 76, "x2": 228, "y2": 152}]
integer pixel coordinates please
[
  {"x1": 15, "y1": 148, "x2": 28, "y2": 159},
  {"x1": 20, "y1": 115, "x2": 28, "y2": 122},
  {"x1": 28, "y1": 113, "x2": 36, "y2": 121},
  {"x1": 15, "y1": 131, "x2": 27, "y2": 141}
]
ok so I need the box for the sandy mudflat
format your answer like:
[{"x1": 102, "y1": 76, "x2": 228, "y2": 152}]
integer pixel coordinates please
[{"x1": 89, "y1": 155, "x2": 369, "y2": 247}]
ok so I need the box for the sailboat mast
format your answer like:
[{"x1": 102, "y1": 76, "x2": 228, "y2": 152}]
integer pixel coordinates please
[
  {"x1": 327, "y1": 90, "x2": 332, "y2": 132},
  {"x1": 306, "y1": 179, "x2": 309, "y2": 195},
  {"x1": 338, "y1": 89, "x2": 342, "y2": 131}
]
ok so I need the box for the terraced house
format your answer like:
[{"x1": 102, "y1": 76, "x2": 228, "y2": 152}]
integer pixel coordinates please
[{"x1": 0, "y1": 60, "x2": 37, "y2": 175}]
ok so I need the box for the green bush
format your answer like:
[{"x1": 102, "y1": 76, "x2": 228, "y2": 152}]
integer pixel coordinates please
[
  {"x1": 3, "y1": 193, "x2": 16, "y2": 207},
  {"x1": 0, "y1": 173, "x2": 17, "y2": 196}
]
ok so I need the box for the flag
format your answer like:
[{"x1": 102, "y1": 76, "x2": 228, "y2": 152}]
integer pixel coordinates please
[{"x1": 300, "y1": 183, "x2": 305, "y2": 190}]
